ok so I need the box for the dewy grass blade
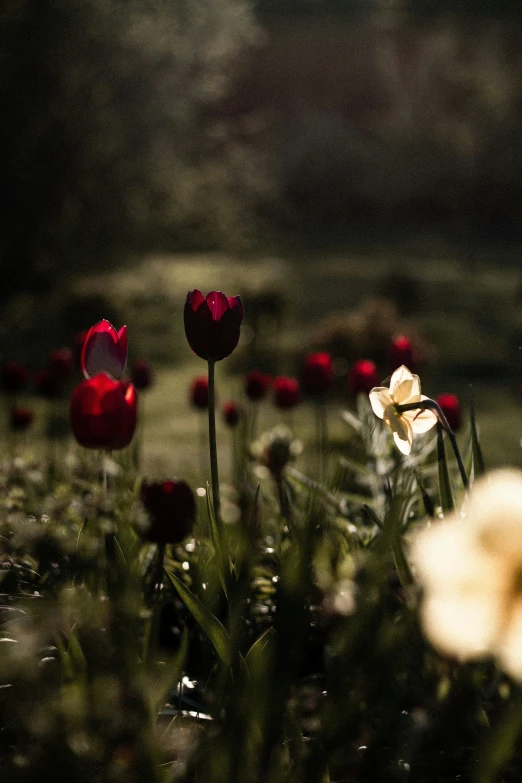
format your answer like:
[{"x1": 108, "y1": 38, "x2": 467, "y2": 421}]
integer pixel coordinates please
[{"x1": 165, "y1": 569, "x2": 231, "y2": 667}]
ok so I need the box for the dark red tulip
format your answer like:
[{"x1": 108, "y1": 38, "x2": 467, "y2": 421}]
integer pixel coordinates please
[
  {"x1": 222, "y1": 401, "x2": 242, "y2": 427},
  {"x1": 388, "y1": 335, "x2": 416, "y2": 371},
  {"x1": 0, "y1": 362, "x2": 31, "y2": 393},
  {"x1": 436, "y1": 393, "x2": 462, "y2": 432},
  {"x1": 273, "y1": 376, "x2": 300, "y2": 409},
  {"x1": 10, "y1": 407, "x2": 35, "y2": 432},
  {"x1": 303, "y1": 352, "x2": 334, "y2": 396},
  {"x1": 245, "y1": 370, "x2": 271, "y2": 401},
  {"x1": 131, "y1": 360, "x2": 153, "y2": 391},
  {"x1": 81, "y1": 320, "x2": 128, "y2": 380},
  {"x1": 34, "y1": 369, "x2": 62, "y2": 399},
  {"x1": 49, "y1": 348, "x2": 74, "y2": 384},
  {"x1": 141, "y1": 480, "x2": 196, "y2": 544},
  {"x1": 348, "y1": 360, "x2": 380, "y2": 395},
  {"x1": 184, "y1": 290, "x2": 243, "y2": 362},
  {"x1": 190, "y1": 376, "x2": 209, "y2": 410},
  {"x1": 70, "y1": 373, "x2": 138, "y2": 450}
]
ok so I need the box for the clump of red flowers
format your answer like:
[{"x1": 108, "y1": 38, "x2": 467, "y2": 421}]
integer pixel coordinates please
[
  {"x1": 273, "y1": 376, "x2": 300, "y2": 409},
  {"x1": 190, "y1": 376, "x2": 209, "y2": 409},
  {"x1": 348, "y1": 360, "x2": 380, "y2": 396},
  {"x1": 131, "y1": 360, "x2": 153, "y2": 391},
  {"x1": 302, "y1": 352, "x2": 334, "y2": 396},
  {"x1": 245, "y1": 370, "x2": 271, "y2": 401},
  {"x1": 10, "y1": 407, "x2": 35, "y2": 432},
  {"x1": 388, "y1": 335, "x2": 416, "y2": 371},
  {"x1": 141, "y1": 480, "x2": 196, "y2": 544},
  {"x1": 70, "y1": 373, "x2": 138, "y2": 450},
  {"x1": 184, "y1": 290, "x2": 243, "y2": 361},
  {"x1": 436, "y1": 393, "x2": 462, "y2": 432},
  {"x1": 222, "y1": 401, "x2": 242, "y2": 427}
]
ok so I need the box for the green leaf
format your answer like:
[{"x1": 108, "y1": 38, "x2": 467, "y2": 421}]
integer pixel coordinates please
[
  {"x1": 245, "y1": 627, "x2": 276, "y2": 672},
  {"x1": 470, "y1": 390, "x2": 485, "y2": 479},
  {"x1": 473, "y1": 692, "x2": 522, "y2": 783},
  {"x1": 437, "y1": 426, "x2": 454, "y2": 514},
  {"x1": 206, "y1": 481, "x2": 228, "y2": 599},
  {"x1": 165, "y1": 569, "x2": 231, "y2": 667},
  {"x1": 363, "y1": 504, "x2": 383, "y2": 530}
]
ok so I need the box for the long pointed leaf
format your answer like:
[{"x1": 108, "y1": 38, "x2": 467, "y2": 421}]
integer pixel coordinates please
[
  {"x1": 470, "y1": 390, "x2": 485, "y2": 479},
  {"x1": 165, "y1": 569, "x2": 231, "y2": 667},
  {"x1": 206, "y1": 481, "x2": 228, "y2": 598},
  {"x1": 437, "y1": 426, "x2": 454, "y2": 514}
]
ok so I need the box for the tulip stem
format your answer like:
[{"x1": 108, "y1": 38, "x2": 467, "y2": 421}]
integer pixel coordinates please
[
  {"x1": 396, "y1": 400, "x2": 469, "y2": 490},
  {"x1": 207, "y1": 360, "x2": 221, "y2": 523},
  {"x1": 315, "y1": 401, "x2": 327, "y2": 485}
]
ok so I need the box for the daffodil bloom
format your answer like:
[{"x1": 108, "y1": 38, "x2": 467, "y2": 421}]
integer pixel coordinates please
[
  {"x1": 412, "y1": 469, "x2": 522, "y2": 681},
  {"x1": 369, "y1": 365, "x2": 437, "y2": 455}
]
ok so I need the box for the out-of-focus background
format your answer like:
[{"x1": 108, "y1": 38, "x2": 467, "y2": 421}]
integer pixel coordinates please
[{"x1": 1, "y1": 0, "x2": 521, "y2": 473}]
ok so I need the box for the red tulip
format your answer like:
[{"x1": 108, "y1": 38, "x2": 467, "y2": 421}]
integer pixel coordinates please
[
  {"x1": 303, "y1": 352, "x2": 334, "y2": 396},
  {"x1": 70, "y1": 373, "x2": 138, "y2": 450},
  {"x1": 436, "y1": 393, "x2": 462, "y2": 432},
  {"x1": 49, "y1": 348, "x2": 74, "y2": 384},
  {"x1": 388, "y1": 335, "x2": 416, "y2": 371},
  {"x1": 190, "y1": 376, "x2": 209, "y2": 409},
  {"x1": 222, "y1": 401, "x2": 242, "y2": 427},
  {"x1": 348, "y1": 360, "x2": 379, "y2": 395},
  {"x1": 184, "y1": 290, "x2": 243, "y2": 361},
  {"x1": 0, "y1": 362, "x2": 31, "y2": 393},
  {"x1": 131, "y1": 359, "x2": 153, "y2": 391},
  {"x1": 34, "y1": 369, "x2": 62, "y2": 399},
  {"x1": 81, "y1": 320, "x2": 128, "y2": 380},
  {"x1": 141, "y1": 480, "x2": 196, "y2": 544},
  {"x1": 10, "y1": 407, "x2": 35, "y2": 432},
  {"x1": 273, "y1": 376, "x2": 300, "y2": 409},
  {"x1": 245, "y1": 370, "x2": 271, "y2": 401}
]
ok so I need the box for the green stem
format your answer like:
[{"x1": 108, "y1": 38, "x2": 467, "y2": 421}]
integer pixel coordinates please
[
  {"x1": 315, "y1": 400, "x2": 327, "y2": 484},
  {"x1": 207, "y1": 360, "x2": 221, "y2": 523},
  {"x1": 146, "y1": 543, "x2": 166, "y2": 663},
  {"x1": 396, "y1": 400, "x2": 469, "y2": 491}
]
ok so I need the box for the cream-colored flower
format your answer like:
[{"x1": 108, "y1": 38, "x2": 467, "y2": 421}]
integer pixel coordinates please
[
  {"x1": 369, "y1": 365, "x2": 437, "y2": 455},
  {"x1": 411, "y1": 469, "x2": 522, "y2": 680}
]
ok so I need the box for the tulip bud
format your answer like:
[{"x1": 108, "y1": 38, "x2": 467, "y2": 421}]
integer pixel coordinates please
[
  {"x1": 70, "y1": 373, "x2": 138, "y2": 450},
  {"x1": 49, "y1": 348, "x2": 74, "y2": 384},
  {"x1": 245, "y1": 370, "x2": 271, "y2": 401},
  {"x1": 184, "y1": 290, "x2": 243, "y2": 362},
  {"x1": 348, "y1": 360, "x2": 379, "y2": 395},
  {"x1": 436, "y1": 393, "x2": 462, "y2": 432},
  {"x1": 0, "y1": 362, "x2": 31, "y2": 393},
  {"x1": 222, "y1": 401, "x2": 242, "y2": 427},
  {"x1": 388, "y1": 335, "x2": 416, "y2": 371},
  {"x1": 273, "y1": 376, "x2": 300, "y2": 409},
  {"x1": 141, "y1": 480, "x2": 196, "y2": 544},
  {"x1": 10, "y1": 407, "x2": 35, "y2": 432},
  {"x1": 81, "y1": 320, "x2": 128, "y2": 380},
  {"x1": 131, "y1": 359, "x2": 153, "y2": 391},
  {"x1": 303, "y1": 352, "x2": 334, "y2": 396},
  {"x1": 190, "y1": 376, "x2": 209, "y2": 409}
]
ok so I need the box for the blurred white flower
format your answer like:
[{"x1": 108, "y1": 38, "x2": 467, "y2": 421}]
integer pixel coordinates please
[
  {"x1": 412, "y1": 469, "x2": 522, "y2": 679},
  {"x1": 369, "y1": 365, "x2": 437, "y2": 455}
]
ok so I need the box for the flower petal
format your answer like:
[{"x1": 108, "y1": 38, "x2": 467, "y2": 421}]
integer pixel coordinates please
[
  {"x1": 206, "y1": 291, "x2": 230, "y2": 321},
  {"x1": 389, "y1": 365, "x2": 414, "y2": 399},
  {"x1": 403, "y1": 400, "x2": 438, "y2": 434},
  {"x1": 369, "y1": 387, "x2": 393, "y2": 419},
  {"x1": 393, "y1": 426, "x2": 413, "y2": 455},
  {"x1": 498, "y1": 598, "x2": 522, "y2": 682},
  {"x1": 188, "y1": 290, "x2": 205, "y2": 312},
  {"x1": 81, "y1": 320, "x2": 127, "y2": 380}
]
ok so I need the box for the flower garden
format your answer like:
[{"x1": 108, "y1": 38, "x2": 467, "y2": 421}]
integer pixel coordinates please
[{"x1": 1, "y1": 281, "x2": 522, "y2": 783}]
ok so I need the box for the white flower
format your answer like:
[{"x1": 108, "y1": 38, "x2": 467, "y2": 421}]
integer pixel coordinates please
[
  {"x1": 411, "y1": 469, "x2": 522, "y2": 680},
  {"x1": 369, "y1": 365, "x2": 437, "y2": 455}
]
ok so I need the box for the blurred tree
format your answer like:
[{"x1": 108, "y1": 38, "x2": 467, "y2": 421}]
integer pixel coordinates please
[{"x1": 0, "y1": 0, "x2": 266, "y2": 300}]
